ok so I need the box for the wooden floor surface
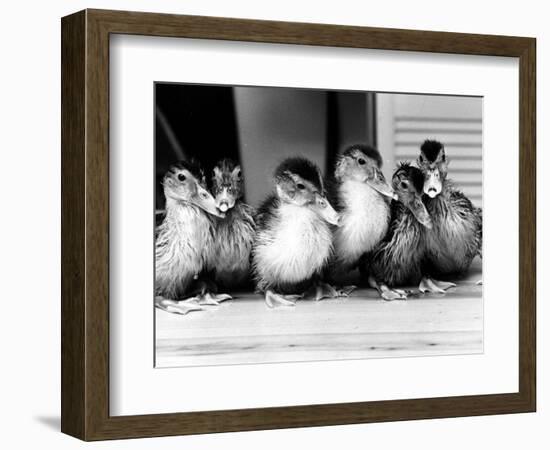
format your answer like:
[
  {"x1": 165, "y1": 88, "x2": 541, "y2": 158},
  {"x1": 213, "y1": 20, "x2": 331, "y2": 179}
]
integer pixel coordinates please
[{"x1": 155, "y1": 259, "x2": 482, "y2": 368}]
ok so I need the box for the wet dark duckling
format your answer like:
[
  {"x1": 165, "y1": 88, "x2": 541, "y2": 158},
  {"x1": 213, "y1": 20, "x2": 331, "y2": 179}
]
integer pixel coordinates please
[
  {"x1": 417, "y1": 139, "x2": 482, "y2": 288},
  {"x1": 211, "y1": 158, "x2": 256, "y2": 289},
  {"x1": 252, "y1": 157, "x2": 340, "y2": 307},
  {"x1": 155, "y1": 160, "x2": 226, "y2": 315},
  {"x1": 367, "y1": 163, "x2": 434, "y2": 300},
  {"x1": 329, "y1": 144, "x2": 397, "y2": 280}
]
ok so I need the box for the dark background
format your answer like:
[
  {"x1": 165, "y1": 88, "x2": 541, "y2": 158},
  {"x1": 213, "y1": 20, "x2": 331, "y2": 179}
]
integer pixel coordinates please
[
  {"x1": 155, "y1": 84, "x2": 482, "y2": 211},
  {"x1": 155, "y1": 83, "x2": 376, "y2": 210}
]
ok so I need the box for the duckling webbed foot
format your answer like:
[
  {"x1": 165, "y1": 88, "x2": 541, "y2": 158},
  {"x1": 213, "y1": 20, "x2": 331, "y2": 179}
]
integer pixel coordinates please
[
  {"x1": 304, "y1": 282, "x2": 353, "y2": 301},
  {"x1": 419, "y1": 277, "x2": 457, "y2": 294},
  {"x1": 190, "y1": 279, "x2": 232, "y2": 305},
  {"x1": 380, "y1": 286, "x2": 408, "y2": 301},
  {"x1": 336, "y1": 285, "x2": 356, "y2": 297},
  {"x1": 196, "y1": 292, "x2": 232, "y2": 306},
  {"x1": 367, "y1": 276, "x2": 408, "y2": 301},
  {"x1": 265, "y1": 289, "x2": 299, "y2": 308},
  {"x1": 155, "y1": 296, "x2": 203, "y2": 315}
]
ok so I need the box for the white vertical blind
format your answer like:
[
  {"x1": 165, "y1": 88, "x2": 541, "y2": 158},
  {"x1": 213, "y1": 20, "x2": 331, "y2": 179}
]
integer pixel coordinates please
[{"x1": 376, "y1": 94, "x2": 482, "y2": 207}]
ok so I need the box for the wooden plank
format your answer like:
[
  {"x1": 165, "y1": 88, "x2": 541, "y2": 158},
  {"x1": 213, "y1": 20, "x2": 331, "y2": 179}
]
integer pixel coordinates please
[
  {"x1": 156, "y1": 262, "x2": 483, "y2": 368},
  {"x1": 157, "y1": 329, "x2": 482, "y2": 368},
  {"x1": 86, "y1": 8, "x2": 533, "y2": 57},
  {"x1": 518, "y1": 36, "x2": 536, "y2": 409},
  {"x1": 61, "y1": 10, "x2": 86, "y2": 440}
]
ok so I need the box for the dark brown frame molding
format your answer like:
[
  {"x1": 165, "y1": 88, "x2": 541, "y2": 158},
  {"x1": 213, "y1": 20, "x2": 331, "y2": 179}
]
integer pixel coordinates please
[{"x1": 61, "y1": 9, "x2": 536, "y2": 441}]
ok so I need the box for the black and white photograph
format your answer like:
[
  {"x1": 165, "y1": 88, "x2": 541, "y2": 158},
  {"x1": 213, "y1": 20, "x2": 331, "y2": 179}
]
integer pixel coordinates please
[{"x1": 154, "y1": 83, "x2": 483, "y2": 368}]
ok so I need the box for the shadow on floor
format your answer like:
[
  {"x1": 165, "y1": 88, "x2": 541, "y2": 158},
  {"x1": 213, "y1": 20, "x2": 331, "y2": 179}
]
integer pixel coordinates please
[{"x1": 34, "y1": 415, "x2": 60, "y2": 431}]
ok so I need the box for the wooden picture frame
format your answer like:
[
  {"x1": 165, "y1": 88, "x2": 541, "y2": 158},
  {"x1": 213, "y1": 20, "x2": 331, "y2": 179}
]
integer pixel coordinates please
[{"x1": 61, "y1": 8, "x2": 536, "y2": 441}]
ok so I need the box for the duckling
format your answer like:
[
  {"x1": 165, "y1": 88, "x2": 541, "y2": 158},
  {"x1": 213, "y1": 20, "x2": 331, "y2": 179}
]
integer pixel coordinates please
[
  {"x1": 154, "y1": 160, "x2": 226, "y2": 315},
  {"x1": 367, "y1": 163, "x2": 434, "y2": 300},
  {"x1": 211, "y1": 158, "x2": 256, "y2": 289},
  {"x1": 329, "y1": 144, "x2": 397, "y2": 282},
  {"x1": 417, "y1": 139, "x2": 482, "y2": 290},
  {"x1": 252, "y1": 157, "x2": 340, "y2": 307}
]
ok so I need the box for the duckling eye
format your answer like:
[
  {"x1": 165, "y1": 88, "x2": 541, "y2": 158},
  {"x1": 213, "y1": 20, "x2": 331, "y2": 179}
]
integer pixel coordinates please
[
  {"x1": 200, "y1": 191, "x2": 208, "y2": 199},
  {"x1": 400, "y1": 181, "x2": 408, "y2": 189},
  {"x1": 357, "y1": 158, "x2": 366, "y2": 165},
  {"x1": 296, "y1": 183, "x2": 306, "y2": 190},
  {"x1": 419, "y1": 155, "x2": 424, "y2": 163},
  {"x1": 177, "y1": 173, "x2": 186, "y2": 182}
]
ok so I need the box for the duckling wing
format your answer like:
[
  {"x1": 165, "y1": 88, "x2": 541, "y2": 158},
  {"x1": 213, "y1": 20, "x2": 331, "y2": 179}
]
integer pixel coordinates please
[
  {"x1": 212, "y1": 202, "x2": 256, "y2": 285},
  {"x1": 449, "y1": 188, "x2": 475, "y2": 208},
  {"x1": 474, "y1": 206, "x2": 483, "y2": 258},
  {"x1": 447, "y1": 188, "x2": 483, "y2": 261},
  {"x1": 254, "y1": 195, "x2": 279, "y2": 230},
  {"x1": 368, "y1": 203, "x2": 424, "y2": 286},
  {"x1": 238, "y1": 202, "x2": 256, "y2": 230},
  {"x1": 154, "y1": 211, "x2": 167, "y2": 239},
  {"x1": 323, "y1": 176, "x2": 343, "y2": 212}
]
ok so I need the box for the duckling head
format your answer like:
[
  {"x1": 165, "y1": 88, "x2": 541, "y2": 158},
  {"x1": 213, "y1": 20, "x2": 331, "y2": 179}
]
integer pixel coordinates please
[
  {"x1": 274, "y1": 157, "x2": 340, "y2": 226},
  {"x1": 335, "y1": 144, "x2": 396, "y2": 200},
  {"x1": 212, "y1": 158, "x2": 243, "y2": 213},
  {"x1": 393, "y1": 162, "x2": 433, "y2": 229},
  {"x1": 163, "y1": 160, "x2": 224, "y2": 218},
  {"x1": 417, "y1": 139, "x2": 448, "y2": 198}
]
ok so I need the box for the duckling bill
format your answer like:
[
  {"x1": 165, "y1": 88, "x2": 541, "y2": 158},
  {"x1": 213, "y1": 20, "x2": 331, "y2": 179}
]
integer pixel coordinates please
[
  {"x1": 154, "y1": 160, "x2": 226, "y2": 315},
  {"x1": 252, "y1": 157, "x2": 340, "y2": 307}
]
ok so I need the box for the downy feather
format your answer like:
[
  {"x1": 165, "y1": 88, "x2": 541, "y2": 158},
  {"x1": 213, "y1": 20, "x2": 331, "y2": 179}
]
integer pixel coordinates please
[
  {"x1": 332, "y1": 180, "x2": 390, "y2": 269},
  {"x1": 252, "y1": 197, "x2": 332, "y2": 293},
  {"x1": 155, "y1": 200, "x2": 215, "y2": 298}
]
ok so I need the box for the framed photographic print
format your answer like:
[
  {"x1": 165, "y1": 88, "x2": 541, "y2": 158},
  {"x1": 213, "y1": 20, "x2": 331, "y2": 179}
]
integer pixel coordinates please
[{"x1": 61, "y1": 9, "x2": 536, "y2": 441}]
